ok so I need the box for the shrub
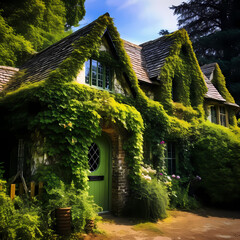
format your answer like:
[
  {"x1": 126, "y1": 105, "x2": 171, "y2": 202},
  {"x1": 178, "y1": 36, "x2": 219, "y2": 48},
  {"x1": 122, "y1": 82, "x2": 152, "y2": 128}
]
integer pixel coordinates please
[
  {"x1": 0, "y1": 180, "x2": 51, "y2": 240},
  {"x1": 168, "y1": 176, "x2": 200, "y2": 210},
  {"x1": 192, "y1": 122, "x2": 240, "y2": 205},
  {"x1": 125, "y1": 178, "x2": 169, "y2": 222},
  {"x1": 47, "y1": 181, "x2": 101, "y2": 232}
]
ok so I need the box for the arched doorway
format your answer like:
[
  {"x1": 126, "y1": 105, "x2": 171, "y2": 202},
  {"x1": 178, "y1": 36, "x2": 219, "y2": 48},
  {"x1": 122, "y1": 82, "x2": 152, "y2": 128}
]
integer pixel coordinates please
[{"x1": 88, "y1": 134, "x2": 111, "y2": 212}]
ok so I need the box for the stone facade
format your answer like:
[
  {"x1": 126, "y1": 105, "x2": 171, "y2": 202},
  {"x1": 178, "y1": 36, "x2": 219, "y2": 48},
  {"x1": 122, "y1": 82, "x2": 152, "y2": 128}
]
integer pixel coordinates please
[{"x1": 102, "y1": 127, "x2": 129, "y2": 216}]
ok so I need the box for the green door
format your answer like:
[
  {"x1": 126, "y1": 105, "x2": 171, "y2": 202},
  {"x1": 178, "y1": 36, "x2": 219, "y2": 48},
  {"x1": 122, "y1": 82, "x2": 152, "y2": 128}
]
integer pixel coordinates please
[{"x1": 88, "y1": 135, "x2": 110, "y2": 212}]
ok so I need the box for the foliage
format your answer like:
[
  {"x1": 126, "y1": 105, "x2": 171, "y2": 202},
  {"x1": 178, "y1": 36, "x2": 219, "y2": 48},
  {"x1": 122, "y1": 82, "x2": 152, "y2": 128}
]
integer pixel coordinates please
[
  {"x1": 0, "y1": 0, "x2": 86, "y2": 66},
  {"x1": 0, "y1": 15, "x2": 34, "y2": 66},
  {"x1": 192, "y1": 122, "x2": 240, "y2": 205},
  {"x1": 156, "y1": 29, "x2": 207, "y2": 111},
  {"x1": 171, "y1": 0, "x2": 240, "y2": 104},
  {"x1": 0, "y1": 163, "x2": 4, "y2": 179},
  {"x1": 0, "y1": 180, "x2": 51, "y2": 240},
  {"x1": 47, "y1": 181, "x2": 101, "y2": 232},
  {"x1": 0, "y1": 13, "x2": 240, "y2": 219},
  {"x1": 211, "y1": 63, "x2": 235, "y2": 103},
  {"x1": 167, "y1": 176, "x2": 200, "y2": 210},
  {"x1": 125, "y1": 178, "x2": 169, "y2": 222}
]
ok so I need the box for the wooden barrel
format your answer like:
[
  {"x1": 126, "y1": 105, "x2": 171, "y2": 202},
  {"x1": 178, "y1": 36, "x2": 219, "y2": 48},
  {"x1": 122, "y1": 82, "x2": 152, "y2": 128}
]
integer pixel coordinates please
[{"x1": 55, "y1": 207, "x2": 71, "y2": 235}]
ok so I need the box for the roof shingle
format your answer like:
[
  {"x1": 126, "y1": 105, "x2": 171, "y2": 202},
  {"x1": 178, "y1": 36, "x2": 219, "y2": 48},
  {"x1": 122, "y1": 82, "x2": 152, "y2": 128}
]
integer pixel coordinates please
[
  {"x1": 123, "y1": 40, "x2": 152, "y2": 84},
  {"x1": 0, "y1": 66, "x2": 19, "y2": 92},
  {"x1": 140, "y1": 36, "x2": 173, "y2": 79},
  {"x1": 5, "y1": 20, "x2": 96, "y2": 92}
]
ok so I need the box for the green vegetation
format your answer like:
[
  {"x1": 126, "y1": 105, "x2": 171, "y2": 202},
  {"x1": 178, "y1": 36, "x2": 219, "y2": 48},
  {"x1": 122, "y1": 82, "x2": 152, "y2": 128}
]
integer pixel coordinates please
[
  {"x1": 212, "y1": 63, "x2": 235, "y2": 103},
  {"x1": 0, "y1": 180, "x2": 52, "y2": 240},
  {"x1": 157, "y1": 29, "x2": 207, "y2": 111},
  {"x1": 192, "y1": 122, "x2": 240, "y2": 205},
  {"x1": 171, "y1": 0, "x2": 240, "y2": 104},
  {"x1": 0, "y1": 12, "x2": 240, "y2": 232},
  {"x1": 0, "y1": 0, "x2": 86, "y2": 66}
]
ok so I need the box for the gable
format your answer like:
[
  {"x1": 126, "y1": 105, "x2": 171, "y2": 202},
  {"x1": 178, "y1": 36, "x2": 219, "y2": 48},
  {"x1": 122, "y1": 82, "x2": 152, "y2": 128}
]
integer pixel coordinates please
[
  {"x1": 75, "y1": 32, "x2": 133, "y2": 96},
  {"x1": 124, "y1": 29, "x2": 207, "y2": 108},
  {"x1": 3, "y1": 15, "x2": 134, "y2": 97}
]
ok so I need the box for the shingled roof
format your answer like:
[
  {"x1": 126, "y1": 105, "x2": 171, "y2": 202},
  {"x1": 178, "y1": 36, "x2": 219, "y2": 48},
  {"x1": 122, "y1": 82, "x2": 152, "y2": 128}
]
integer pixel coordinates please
[
  {"x1": 123, "y1": 40, "x2": 152, "y2": 84},
  {"x1": 201, "y1": 63, "x2": 239, "y2": 107},
  {"x1": 0, "y1": 66, "x2": 19, "y2": 92},
  {"x1": 5, "y1": 19, "x2": 97, "y2": 92},
  {"x1": 201, "y1": 63, "x2": 216, "y2": 80},
  {"x1": 140, "y1": 36, "x2": 173, "y2": 79}
]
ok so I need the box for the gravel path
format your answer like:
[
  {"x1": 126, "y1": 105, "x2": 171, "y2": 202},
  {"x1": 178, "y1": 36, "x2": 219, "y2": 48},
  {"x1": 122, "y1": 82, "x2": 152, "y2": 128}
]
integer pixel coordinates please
[{"x1": 86, "y1": 209, "x2": 240, "y2": 240}]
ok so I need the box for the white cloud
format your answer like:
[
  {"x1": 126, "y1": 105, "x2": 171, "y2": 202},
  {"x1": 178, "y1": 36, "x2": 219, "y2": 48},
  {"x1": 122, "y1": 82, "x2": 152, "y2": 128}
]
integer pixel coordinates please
[
  {"x1": 106, "y1": 0, "x2": 138, "y2": 10},
  {"x1": 137, "y1": 0, "x2": 183, "y2": 30}
]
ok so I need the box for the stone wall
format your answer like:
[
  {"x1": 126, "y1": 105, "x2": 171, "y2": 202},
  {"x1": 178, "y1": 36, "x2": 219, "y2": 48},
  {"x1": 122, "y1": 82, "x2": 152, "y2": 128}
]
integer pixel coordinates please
[{"x1": 102, "y1": 127, "x2": 129, "y2": 216}]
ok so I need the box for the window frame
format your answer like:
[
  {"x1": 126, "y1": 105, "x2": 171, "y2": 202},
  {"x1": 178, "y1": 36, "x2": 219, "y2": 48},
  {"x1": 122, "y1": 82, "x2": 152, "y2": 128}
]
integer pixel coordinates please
[
  {"x1": 165, "y1": 142, "x2": 177, "y2": 175},
  {"x1": 219, "y1": 106, "x2": 227, "y2": 127},
  {"x1": 85, "y1": 59, "x2": 112, "y2": 91}
]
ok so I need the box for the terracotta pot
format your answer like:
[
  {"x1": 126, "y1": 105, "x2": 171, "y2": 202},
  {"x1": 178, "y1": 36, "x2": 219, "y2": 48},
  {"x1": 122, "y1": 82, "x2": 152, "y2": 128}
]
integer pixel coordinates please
[
  {"x1": 84, "y1": 219, "x2": 95, "y2": 233},
  {"x1": 55, "y1": 207, "x2": 71, "y2": 235}
]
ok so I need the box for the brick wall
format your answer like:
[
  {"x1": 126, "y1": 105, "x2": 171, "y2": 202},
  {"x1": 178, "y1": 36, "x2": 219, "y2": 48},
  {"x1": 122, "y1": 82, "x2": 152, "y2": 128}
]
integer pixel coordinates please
[
  {"x1": 0, "y1": 66, "x2": 19, "y2": 92},
  {"x1": 102, "y1": 127, "x2": 129, "y2": 216}
]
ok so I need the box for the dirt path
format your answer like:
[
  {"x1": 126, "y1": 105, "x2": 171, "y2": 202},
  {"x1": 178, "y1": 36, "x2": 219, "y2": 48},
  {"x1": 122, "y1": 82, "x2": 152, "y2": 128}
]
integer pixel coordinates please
[{"x1": 86, "y1": 209, "x2": 240, "y2": 240}]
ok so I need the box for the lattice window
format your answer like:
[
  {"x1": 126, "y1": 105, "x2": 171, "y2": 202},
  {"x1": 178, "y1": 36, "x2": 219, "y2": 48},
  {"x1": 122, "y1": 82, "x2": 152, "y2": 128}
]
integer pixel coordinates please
[{"x1": 88, "y1": 143, "x2": 100, "y2": 172}]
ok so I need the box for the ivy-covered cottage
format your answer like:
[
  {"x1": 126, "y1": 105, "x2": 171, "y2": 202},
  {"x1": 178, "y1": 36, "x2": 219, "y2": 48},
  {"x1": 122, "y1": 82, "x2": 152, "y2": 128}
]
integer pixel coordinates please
[{"x1": 0, "y1": 13, "x2": 240, "y2": 216}]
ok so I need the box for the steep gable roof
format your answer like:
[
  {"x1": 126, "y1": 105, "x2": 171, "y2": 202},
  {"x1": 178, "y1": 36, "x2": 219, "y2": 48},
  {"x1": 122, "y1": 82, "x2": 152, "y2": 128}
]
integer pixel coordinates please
[
  {"x1": 201, "y1": 63, "x2": 216, "y2": 80},
  {"x1": 4, "y1": 17, "x2": 100, "y2": 92},
  {"x1": 140, "y1": 36, "x2": 173, "y2": 79},
  {"x1": 201, "y1": 63, "x2": 239, "y2": 107},
  {"x1": 204, "y1": 76, "x2": 226, "y2": 102},
  {"x1": 123, "y1": 40, "x2": 152, "y2": 84}
]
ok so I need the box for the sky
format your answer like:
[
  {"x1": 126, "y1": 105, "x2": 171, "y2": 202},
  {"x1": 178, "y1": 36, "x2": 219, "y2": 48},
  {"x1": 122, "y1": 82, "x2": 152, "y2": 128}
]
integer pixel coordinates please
[{"x1": 77, "y1": 0, "x2": 183, "y2": 45}]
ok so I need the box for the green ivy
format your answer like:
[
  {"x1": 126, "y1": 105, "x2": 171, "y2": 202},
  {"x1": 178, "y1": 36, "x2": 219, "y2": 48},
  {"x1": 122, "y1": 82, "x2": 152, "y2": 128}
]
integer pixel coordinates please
[{"x1": 0, "y1": 13, "x2": 240, "y2": 209}]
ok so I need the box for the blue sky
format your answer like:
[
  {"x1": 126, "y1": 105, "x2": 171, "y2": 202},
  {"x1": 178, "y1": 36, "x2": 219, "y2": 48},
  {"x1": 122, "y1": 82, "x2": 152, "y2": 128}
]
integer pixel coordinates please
[{"x1": 77, "y1": 0, "x2": 183, "y2": 45}]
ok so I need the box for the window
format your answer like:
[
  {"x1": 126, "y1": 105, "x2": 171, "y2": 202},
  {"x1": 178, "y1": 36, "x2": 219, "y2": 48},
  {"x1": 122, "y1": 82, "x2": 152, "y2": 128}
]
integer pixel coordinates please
[
  {"x1": 88, "y1": 143, "x2": 100, "y2": 172},
  {"x1": 165, "y1": 143, "x2": 176, "y2": 175},
  {"x1": 220, "y1": 106, "x2": 226, "y2": 126},
  {"x1": 210, "y1": 106, "x2": 217, "y2": 124},
  {"x1": 85, "y1": 59, "x2": 112, "y2": 90}
]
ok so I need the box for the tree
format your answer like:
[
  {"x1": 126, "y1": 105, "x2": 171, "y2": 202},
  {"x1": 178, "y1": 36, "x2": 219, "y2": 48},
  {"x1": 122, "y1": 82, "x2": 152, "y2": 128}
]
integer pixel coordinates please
[
  {"x1": 171, "y1": 0, "x2": 240, "y2": 104},
  {"x1": 0, "y1": 0, "x2": 85, "y2": 66}
]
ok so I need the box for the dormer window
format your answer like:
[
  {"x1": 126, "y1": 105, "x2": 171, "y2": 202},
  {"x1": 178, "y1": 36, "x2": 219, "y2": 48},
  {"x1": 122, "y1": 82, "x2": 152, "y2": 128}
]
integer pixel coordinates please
[{"x1": 85, "y1": 59, "x2": 112, "y2": 90}]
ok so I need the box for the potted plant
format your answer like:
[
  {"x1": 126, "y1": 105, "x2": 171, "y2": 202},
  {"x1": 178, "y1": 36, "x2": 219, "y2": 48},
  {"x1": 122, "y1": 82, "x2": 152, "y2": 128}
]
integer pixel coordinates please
[{"x1": 47, "y1": 181, "x2": 73, "y2": 235}]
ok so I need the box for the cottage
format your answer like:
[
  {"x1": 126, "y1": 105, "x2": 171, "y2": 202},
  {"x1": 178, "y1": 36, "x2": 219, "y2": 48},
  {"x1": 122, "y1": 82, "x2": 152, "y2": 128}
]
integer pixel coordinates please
[{"x1": 0, "y1": 13, "x2": 239, "y2": 215}]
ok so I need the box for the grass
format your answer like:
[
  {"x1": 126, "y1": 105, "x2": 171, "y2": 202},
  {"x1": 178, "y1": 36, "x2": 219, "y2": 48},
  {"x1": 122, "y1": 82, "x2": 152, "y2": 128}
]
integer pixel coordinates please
[{"x1": 132, "y1": 222, "x2": 163, "y2": 234}]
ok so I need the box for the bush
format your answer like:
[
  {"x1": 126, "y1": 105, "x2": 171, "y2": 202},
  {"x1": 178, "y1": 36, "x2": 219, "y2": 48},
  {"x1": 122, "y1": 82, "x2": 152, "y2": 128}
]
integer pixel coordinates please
[
  {"x1": 168, "y1": 177, "x2": 200, "y2": 210},
  {"x1": 0, "y1": 180, "x2": 51, "y2": 240},
  {"x1": 125, "y1": 178, "x2": 169, "y2": 222},
  {"x1": 192, "y1": 122, "x2": 240, "y2": 205},
  {"x1": 47, "y1": 181, "x2": 101, "y2": 232}
]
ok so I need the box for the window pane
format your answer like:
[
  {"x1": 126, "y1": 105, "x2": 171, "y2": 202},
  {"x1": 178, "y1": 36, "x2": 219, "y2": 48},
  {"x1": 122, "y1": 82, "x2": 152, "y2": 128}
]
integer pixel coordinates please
[
  {"x1": 92, "y1": 60, "x2": 97, "y2": 86},
  {"x1": 85, "y1": 60, "x2": 90, "y2": 84},
  {"x1": 97, "y1": 62, "x2": 104, "y2": 88},
  {"x1": 220, "y1": 107, "x2": 226, "y2": 126},
  {"x1": 105, "y1": 66, "x2": 111, "y2": 90},
  {"x1": 220, "y1": 106, "x2": 225, "y2": 114},
  {"x1": 165, "y1": 143, "x2": 176, "y2": 175},
  {"x1": 211, "y1": 106, "x2": 217, "y2": 123},
  {"x1": 88, "y1": 143, "x2": 100, "y2": 172}
]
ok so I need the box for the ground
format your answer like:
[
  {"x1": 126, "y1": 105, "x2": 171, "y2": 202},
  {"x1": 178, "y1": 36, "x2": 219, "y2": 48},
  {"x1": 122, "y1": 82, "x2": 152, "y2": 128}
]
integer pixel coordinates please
[{"x1": 83, "y1": 209, "x2": 240, "y2": 240}]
